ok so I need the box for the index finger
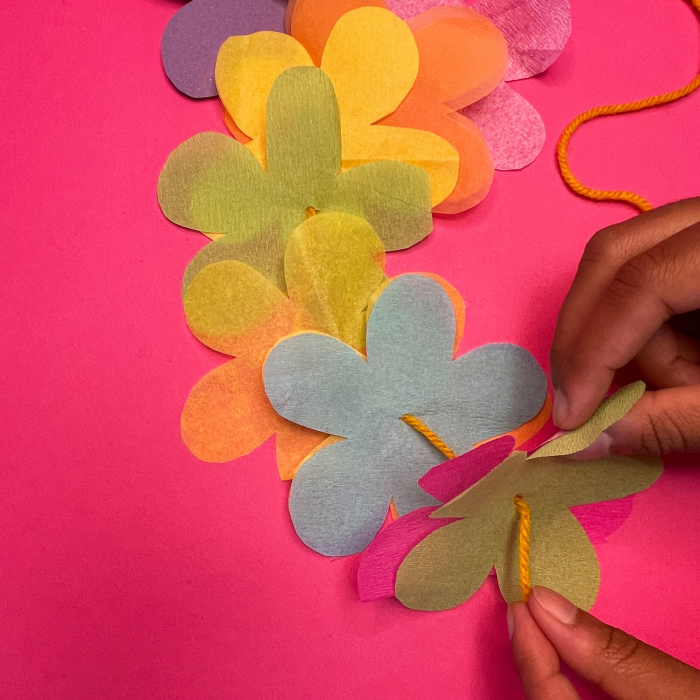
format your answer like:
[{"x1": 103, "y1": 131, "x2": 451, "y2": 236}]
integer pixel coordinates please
[{"x1": 556, "y1": 222, "x2": 700, "y2": 429}]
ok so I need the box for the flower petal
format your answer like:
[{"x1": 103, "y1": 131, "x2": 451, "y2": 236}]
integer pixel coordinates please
[
  {"x1": 419, "y1": 436, "x2": 515, "y2": 503},
  {"x1": 432, "y1": 343, "x2": 548, "y2": 455},
  {"x1": 264, "y1": 332, "x2": 368, "y2": 438},
  {"x1": 406, "y1": 6, "x2": 507, "y2": 108},
  {"x1": 157, "y1": 131, "x2": 270, "y2": 238},
  {"x1": 396, "y1": 514, "x2": 501, "y2": 610},
  {"x1": 216, "y1": 31, "x2": 313, "y2": 166},
  {"x1": 183, "y1": 260, "x2": 295, "y2": 362},
  {"x1": 459, "y1": 81, "x2": 545, "y2": 170},
  {"x1": 265, "y1": 67, "x2": 341, "y2": 199},
  {"x1": 530, "y1": 382, "x2": 646, "y2": 458},
  {"x1": 471, "y1": 0, "x2": 572, "y2": 81},
  {"x1": 181, "y1": 358, "x2": 277, "y2": 463},
  {"x1": 161, "y1": 0, "x2": 287, "y2": 99},
  {"x1": 285, "y1": 213, "x2": 386, "y2": 351},
  {"x1": 358, "y1": 506, "x2": 451, "y2": 601},
  {"x1": 496, "y1": 502, "x2": 599, "y2": 610},
  {"x1": 522, "y1": 454, "x2": 663, "y2": 508},
  {"x1": 289, "y1": 438, "x2": 397, "y2": 556},
  {"x1": 328, "y1": 160, "x2": 433, "y2": 251},
  {"x1": 365, "y1": 275, "x2": 457, "y2": 374}
]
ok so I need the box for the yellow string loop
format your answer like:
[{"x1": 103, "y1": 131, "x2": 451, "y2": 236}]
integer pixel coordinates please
[
  {"x1": 514, "y1": 495, "x2": 532, "y2": 603},
  {"x1": 557, "y1": 0, "x2": 700, "y2": 211},
  {"x1": 400, "y1": 414, "x2": 456, "y2": 459}
]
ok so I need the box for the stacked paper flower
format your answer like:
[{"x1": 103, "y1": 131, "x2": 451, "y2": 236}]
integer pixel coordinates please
[{"x1": 158, "y1": 0, "x2": 663, "y2": 612}]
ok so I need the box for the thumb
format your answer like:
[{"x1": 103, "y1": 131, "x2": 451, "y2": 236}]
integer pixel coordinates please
[
  {"x1": 527, "y1": 587, "x2": 700, "y2": 700},
  {"x1": 572, "y1": 385, "x2": 700, "y2": 457}
]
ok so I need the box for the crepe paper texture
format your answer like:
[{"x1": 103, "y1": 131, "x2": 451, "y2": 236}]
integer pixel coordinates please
[
  {"x1": 161, "y1": 0, "x2": 288, "y2": 99},
  {"x1": 182, "y1": 212, "x2": 386, "y2": 480},
  {"x1": 460, "y1": 81, "x2": 545, "y2": 170},
  {"x1": 263, "y1": 274, "x2": 548, "y2": 556},
  {"x1": 385, "y1": 0, "x2": 572, "y2": 80},
  {"x1": 284, "y1": 1, "x2": 507, "y2": 212},
  {"x1": 159, "y1": 66, "x2": 431, "y2": 291},
  {"x1": 219, "y1": 7, "x2": 464, "y2": 209},
  {"x1": 358, "y1": 437, "x2": 515, "y2": 601},
  {"x1": 382, "y1": 0, "x2": 571, "y2": 170},
  {"x1": 530, "y1": 382, "x2": 646, "y2": 458},
  {"x1": 393, "y1": 384, "x2": 663, "y2": 612}
]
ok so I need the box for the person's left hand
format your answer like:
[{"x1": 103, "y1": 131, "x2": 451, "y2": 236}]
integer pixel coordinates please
[{"x1": 509, "y1": 586, "x2": 700, "y2": 699}]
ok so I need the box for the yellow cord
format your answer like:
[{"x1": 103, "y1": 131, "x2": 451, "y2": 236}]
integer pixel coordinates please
[
  {"x1": 402, "y1": 415, "x2": 532, "y2": 602},
  {"x1": 514, "y1": 495, "x2": 532, "y2": 603},
  {"x1": 557, "y1": 0, "x2": 700, "y2": 211},
  {"x1": 400, "y1": 414, "x2": 456, "y2": 459}
]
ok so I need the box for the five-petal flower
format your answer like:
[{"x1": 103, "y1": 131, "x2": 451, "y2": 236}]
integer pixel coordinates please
[
  {"x1": 386, "y1": 383, "x2": 663, "y2": 611},
  {"x1": 263, "y1": 274, "x2": 548, "y2": 555}
]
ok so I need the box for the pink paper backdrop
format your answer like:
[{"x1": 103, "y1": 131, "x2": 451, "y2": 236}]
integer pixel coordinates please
[{"x1": 1, "y1": 1, "x2": 699, "y2": 698}]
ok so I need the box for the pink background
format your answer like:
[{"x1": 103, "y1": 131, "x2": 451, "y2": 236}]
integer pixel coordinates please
[{"x1": 1, "y1": 0, "x2": 700, "y2": 697}]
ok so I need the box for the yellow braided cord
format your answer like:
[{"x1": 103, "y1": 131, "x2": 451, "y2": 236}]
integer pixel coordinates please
[
  {"x1": 557, "y1": 0, "x2": 700, "y2": 211},
  {"x1": 514, "y1": 495, "x2": 532, "y2": 603},
  {"x1": 400, "y1": 415, "x2": 456, "y2": 459}
]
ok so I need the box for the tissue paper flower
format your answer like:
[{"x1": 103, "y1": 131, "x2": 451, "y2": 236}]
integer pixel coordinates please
[
  {"x1": 386, "y1": 0, "x2": 572, "y2": 170},
  {"x1": 159, "y1": 66, "x2": 432, "y2": 291},
  {"x1": 181, "y1": 212, "x2": 387, "y2": 480},
  {"x1": 286, "y1": 1, "x2": 512, "y2": 213},
  {"x1": 160, "y1": 0, "x2": 288, "y2": 98},
  {"x1": 373, "y1": 383, "x2": 664, "y2": 611},
  {"x1": 217, "y1": 6, "x2": 466, "y2": 209},
  {"x1": 263, "y1": 274, "x2": 548, "y2": 556}
]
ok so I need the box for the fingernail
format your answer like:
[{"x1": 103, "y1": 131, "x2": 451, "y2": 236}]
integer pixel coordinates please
[
  {"x1": 570, "y1": 431, "x2": 613, "y2": 460},
  {"x1": 507, "y1": 605, "x2": 515, "y2": 640},
  {"x1": 552, "y1": 389, "x2": 570, "y2": 427},
  {"x1": 531, "y1": 587, "x2": 578, "y2": 625}
]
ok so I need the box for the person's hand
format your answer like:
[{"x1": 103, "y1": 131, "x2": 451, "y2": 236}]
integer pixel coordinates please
[
  {"x1": 509, "y1": 586, "x2": 700, "y2": 700},
  {"x1": 551, "y1": 197, "x2": 700, "y2": 455}
]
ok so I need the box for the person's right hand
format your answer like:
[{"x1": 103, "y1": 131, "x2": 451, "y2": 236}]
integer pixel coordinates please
[
  {"x1": 551, "y1": 198, "x2": 700, "y2": 456},
  {"x1": 509, "y1": 587, "x2": 700, "y2": 700}
]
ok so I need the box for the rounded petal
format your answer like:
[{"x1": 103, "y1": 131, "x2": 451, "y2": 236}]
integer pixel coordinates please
[
  {"x1": 460, "y1": 82, "x2": 546, "y2": 170},
  {"x1": 497, "y1": 503, "x2": 599, "y2": 610},
  {"x1": 264, "y1": 332, "x2": 368, "y2": 437},
  {"x1": 321, "y1": 7, "x2": 419, "y2": 125},
  {"x1": 365, "y1": 275, "x2": 457, "y2": 373},
  {"x1": 289, "y1": 439, "x2": 392, "y2": 556},
  {"x1": 285, "y1": 213, "x2": 386, "y2": 351},
  {"x1": 471, "y1": 0, "x2": 572, "y2": 81},
  {"x1": 184, "y1": 260, "x2": 295, "y2": 361},
  {"x1": 358, "y1": 506, "x2": 448, "y2": 601},
  {"x1": 408, "y1": 6, "x2": 508, "y2": 108},
  {"x1": 396, "y1": 516, "x2": 499, "y2": 610},
  {"x1": 161, "y1": 0, "x2": 287, "y2": 99},
  {"x1": 181, "y1": 358, "x2": 277, "y2": 463},
  {"x1": 216, "y1": 32, "x2": 312, "y2": 148},
  {"x1": 157, "y1": 132, "x2": 269, "y2": 237},
  {"x1": 435, "y1": 343, "x2": 548, "y2": 454}
]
